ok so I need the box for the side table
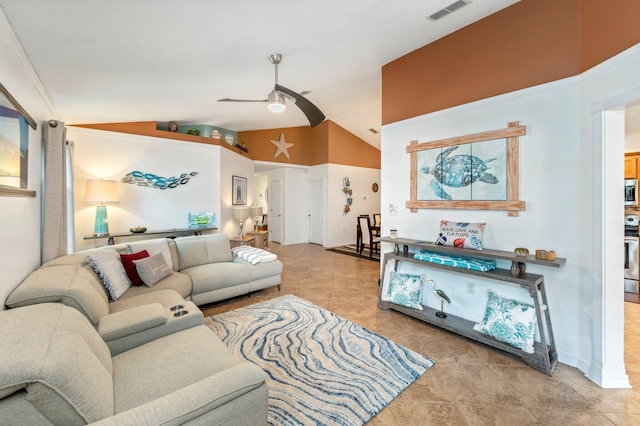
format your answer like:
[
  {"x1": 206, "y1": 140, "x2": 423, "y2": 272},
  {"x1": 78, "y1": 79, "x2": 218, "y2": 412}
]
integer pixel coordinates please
[
  {"x1": 247, "y1": 230, "x2": 269, "y2": 249},
  {"x1": 229, "y1": 236, "x2": 256, "y2": 249}
]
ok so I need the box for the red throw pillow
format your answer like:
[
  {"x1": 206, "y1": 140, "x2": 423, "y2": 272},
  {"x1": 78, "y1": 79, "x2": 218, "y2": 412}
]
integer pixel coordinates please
[{"x1": 120, "y1": 250, "x2": 150, "y2": 286}]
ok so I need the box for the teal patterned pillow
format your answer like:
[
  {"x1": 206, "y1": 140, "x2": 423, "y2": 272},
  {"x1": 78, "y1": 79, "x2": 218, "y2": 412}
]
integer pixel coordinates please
[
  {"x1": 473, "y1": 290, "x2": 537, "y2": 353},
  {"x1": 382, "y1": 271, "x2": 424, "y2": 310}
]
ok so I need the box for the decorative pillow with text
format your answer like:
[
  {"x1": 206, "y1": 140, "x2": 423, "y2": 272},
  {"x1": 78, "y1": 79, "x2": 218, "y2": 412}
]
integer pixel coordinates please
[
  {"x1": 435, "y1": 220, "x2": 485, "y2": 250},
  {"x1": 133, "y1": 252, "x2": 172, "y2": 287}
]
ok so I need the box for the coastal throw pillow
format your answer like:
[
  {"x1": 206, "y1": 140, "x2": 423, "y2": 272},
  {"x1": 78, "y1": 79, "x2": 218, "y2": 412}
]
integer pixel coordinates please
[
  {"x1": 120, "y1": 250, "x2": 150, "y2": 286},
  {"x1": 435, "y1": 220, "x2": 485, "y2": 250},
  {"x1": 85, "y1": 249, "x2": 131, "y2": 301},
  {"x1": 473, "y1": 289, "x2": 537, "y2": 354},
  {"x1": 133, "y1": 252, "x2": 172, "y2": 287},
  {"x1": 382, "y1": 271, "x2": 424, "y2": 310}
]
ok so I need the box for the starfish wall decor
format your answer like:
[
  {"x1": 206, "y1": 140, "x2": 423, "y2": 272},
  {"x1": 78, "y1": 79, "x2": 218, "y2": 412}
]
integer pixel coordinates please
[{"x1": 270, "y1": 132, "x2": 294, "y2": 159}]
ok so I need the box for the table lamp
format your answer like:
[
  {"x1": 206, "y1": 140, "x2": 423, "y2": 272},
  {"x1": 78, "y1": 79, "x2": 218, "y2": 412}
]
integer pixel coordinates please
[
  {"x1": 250, "y1": 206, "x2": 263, "y2": 231},
  {"x1": 233, "y1": 207, "x2": 250, "y2": 238},
  {"x1": 84, "y1": 179, "x2": 118, "y2": 236}
]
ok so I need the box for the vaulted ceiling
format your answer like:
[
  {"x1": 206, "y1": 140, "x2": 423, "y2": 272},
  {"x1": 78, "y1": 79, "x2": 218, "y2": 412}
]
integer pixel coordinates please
[{"x1": 0, "y1": 0, "x2": 520, "y2": 148}]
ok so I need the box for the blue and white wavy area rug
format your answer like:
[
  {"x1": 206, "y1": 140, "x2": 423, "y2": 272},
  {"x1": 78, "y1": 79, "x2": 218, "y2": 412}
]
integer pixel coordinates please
[{"x1": 207, "y1": 295, "x2": 434, "y2": 425}]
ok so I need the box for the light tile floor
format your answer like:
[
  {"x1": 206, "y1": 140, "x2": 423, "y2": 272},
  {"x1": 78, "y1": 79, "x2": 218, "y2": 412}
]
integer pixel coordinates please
[{"x1": 200, "y1": 243, "x2": 640, "y2": 425}]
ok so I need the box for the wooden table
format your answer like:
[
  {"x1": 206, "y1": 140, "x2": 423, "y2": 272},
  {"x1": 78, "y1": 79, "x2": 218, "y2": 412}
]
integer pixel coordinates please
[{"x1": 229, "y1": 236, "x2": 256, "y2": 248}]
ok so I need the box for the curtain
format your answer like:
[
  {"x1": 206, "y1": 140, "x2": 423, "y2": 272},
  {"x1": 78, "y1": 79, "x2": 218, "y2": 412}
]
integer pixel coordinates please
[{"x1": 41, "y1": 119, "x2": 74, "y2": 263}]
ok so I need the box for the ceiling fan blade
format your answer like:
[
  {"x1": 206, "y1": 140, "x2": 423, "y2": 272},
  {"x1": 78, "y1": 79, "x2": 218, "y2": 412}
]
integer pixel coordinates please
[
  {"x1": 275, "y1": 84, "x2": 325, "y2": 127},
  {"x1": 218, "y1": 98, "x2": 267, "y2": 102}
]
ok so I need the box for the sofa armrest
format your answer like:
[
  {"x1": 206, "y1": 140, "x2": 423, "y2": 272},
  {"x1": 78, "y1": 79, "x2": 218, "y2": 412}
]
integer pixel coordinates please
[
  {"x1": 88, "y1": 363, "x2": 268, "y2": 426},
  {"x1": 98, "y1": 303, "x2": 167, "y2": 341},
  {"x1": 101, "y1": 301, "x2": 204, "y2": 355}
]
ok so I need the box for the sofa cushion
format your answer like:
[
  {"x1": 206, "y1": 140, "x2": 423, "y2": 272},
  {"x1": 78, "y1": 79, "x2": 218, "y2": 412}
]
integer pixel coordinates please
[
  {"x1": 0, "y1": 304, "x2": 114, "y2": 424},
  {"x1": 120, "y1": 250, "x2": 150, "y2": 286},
  {"x1": 116, "y1": 271, "x2": 192, "y2": 300},
  {"x1": 109, "y1": 289, "x2": 186, "y2": 314},
  {"x1": 112, "y1": 325, "x2": 246, "y2": 413},
  {"x1": 5, "y1": 265, "x2": 109, "y2": 325},
  {"x1": 237, "y1": 258, "x2": 283, "y2": 281},
  {"x1": 86, "y1": 249, "x2": 132, "y2": 301},
  {"x1": 175, "y1": 235, "x2": 233, "y2": 270},
  {"x1": 134, "y1": 252, "x2": 173, "y2": 287},
  {"x1": 181, "y1": 262, "x2": 251, "y2": 295}
]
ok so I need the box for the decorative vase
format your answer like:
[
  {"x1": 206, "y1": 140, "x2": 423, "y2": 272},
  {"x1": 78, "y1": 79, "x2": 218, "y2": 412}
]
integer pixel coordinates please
[{"x1": 510, "y1": 262, "x2": 520, "y2": 278}]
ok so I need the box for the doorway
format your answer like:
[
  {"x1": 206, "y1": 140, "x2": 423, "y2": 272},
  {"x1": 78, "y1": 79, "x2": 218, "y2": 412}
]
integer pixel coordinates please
[
  {"x1": 269, "y1": 179, "x2": 283, "y2": 243},
  {"x1": 307, "y1": 179, "x2": 324, "y2": 245}
]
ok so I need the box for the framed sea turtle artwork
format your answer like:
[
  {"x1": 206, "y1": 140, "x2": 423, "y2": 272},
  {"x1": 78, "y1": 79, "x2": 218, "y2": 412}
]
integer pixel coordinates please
[{"x1": 407, "y1": 121, "x2": 526, "y2": 217}]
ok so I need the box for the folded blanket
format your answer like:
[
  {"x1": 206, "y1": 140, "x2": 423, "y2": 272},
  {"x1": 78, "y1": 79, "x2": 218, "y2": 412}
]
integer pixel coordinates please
[
  {"x1": 413, "y1": 250, "x2": 496, "y2": 272},
  {"x1": 231, "y1": 246, "x2": 278, "y2": 264}
]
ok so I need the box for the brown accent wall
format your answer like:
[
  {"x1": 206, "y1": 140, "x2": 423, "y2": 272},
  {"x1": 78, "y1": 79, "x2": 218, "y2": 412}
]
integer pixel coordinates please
[
  {"x1": 382, "y1": 0, "x2": 640, "y2": 125},
  {"x1": 581, "y1": 0, "x2": 640, "y2": 70},
  {"x1": 74, "y1": 120, "x2": 379, "y2": 169},
  {"x1": 327, "y1": 121, "x2": 381, "y2": 169},
  {"x1": 72, "y1": 121, "x2": 224, "y2": 147},
  {"x1": 238, "y1": 120, "x2": 379, "y2": 168},
  {"x1": 237, "y1": 126, "x2": 313, "y2": 165}
]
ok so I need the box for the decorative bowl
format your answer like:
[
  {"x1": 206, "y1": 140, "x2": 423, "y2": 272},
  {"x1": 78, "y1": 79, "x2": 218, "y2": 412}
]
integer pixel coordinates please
[
  {"x1": 514, "y1": 247, "x2": 529, "y2": 257},
  {"x1": 130, "y1": 226, "x2": 147, "y2": 233}
]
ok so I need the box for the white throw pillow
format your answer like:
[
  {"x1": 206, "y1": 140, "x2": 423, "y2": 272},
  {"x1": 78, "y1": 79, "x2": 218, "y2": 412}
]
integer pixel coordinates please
[
  {"x1": 128, "y1": 239, "x2": 173, "y2": 270},
  {"x1": 133, "y1": 252, "x2": 173, "y2": 287},
  {"x1": 85, "y1": 249, "x2": 131, "y2": 301},
  {"x1": 435, "y1": 220, "x2": 485, "y2": 250}
]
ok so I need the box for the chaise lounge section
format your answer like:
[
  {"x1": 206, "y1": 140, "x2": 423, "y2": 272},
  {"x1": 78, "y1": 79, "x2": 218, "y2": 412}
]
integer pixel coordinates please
[{"x1": 0, "y1": 303, "x2": 268, "y2": 425}]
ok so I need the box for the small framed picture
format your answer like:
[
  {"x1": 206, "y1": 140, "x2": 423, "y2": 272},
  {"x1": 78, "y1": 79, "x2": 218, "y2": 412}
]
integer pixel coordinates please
[{"x1": 232, "y1": 175, "x2": 247, "y2": 205}]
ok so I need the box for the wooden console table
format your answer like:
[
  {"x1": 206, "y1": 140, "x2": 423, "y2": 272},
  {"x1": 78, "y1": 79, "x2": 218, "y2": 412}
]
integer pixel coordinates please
[
  {"x1": 84, "y1": 227, "x2": 217, "y2": 246},
  {"x1": 377, "y1": 237, "x2": 565, "y2": 376}
]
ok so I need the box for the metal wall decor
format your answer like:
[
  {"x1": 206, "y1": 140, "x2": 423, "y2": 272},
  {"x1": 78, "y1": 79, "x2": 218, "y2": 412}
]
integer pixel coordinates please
[
  {"x1": 343, "y1": 177, "x2": 352, "y2": 215},
  {"x1": 121, "y1": 170, "x2": 198, "y2": 189}
]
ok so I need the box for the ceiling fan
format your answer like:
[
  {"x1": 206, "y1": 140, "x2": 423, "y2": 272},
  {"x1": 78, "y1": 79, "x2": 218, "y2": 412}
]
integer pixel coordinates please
[{"x1": 218, "y1": 54, "x2": 326, "y2": 127}]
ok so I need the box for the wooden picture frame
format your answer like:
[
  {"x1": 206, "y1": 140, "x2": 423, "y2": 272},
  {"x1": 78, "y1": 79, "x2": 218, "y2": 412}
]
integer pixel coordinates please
[
  {"x1": 406, "y1": 121, "x2": 526, "y2": 217},
  {"x1": 232, "y1": 175, "x2": 247, "y2": 205}
]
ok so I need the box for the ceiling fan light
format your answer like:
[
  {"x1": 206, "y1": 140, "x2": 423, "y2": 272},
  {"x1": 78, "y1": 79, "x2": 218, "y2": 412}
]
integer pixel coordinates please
[{"x1": 268, "y1": 90, "x2": 286, "y2": 112}]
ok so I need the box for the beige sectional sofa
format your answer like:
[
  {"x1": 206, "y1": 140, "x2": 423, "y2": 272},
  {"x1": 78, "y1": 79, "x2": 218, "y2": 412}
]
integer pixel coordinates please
[
  {"x1": 0, "y1": 303, "x2": 268, "y2": 425},
  {"x1": 1, "y1": 233, "x2": 281, "y2": 424}
]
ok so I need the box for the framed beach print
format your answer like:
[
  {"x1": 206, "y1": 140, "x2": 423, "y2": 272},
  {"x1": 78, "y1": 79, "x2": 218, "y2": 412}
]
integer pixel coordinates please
[
  {"x1": 232, "y1": 175, "x2": 247, "y2": 205},
  {"x1": 406, "y1": 121, "x2": 526, "y2": 216}
]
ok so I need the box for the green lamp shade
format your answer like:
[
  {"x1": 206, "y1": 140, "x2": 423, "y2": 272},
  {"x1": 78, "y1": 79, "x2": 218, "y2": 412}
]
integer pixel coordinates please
[{"x1": 93, "y1": 205, "x2": 110, "y2": 236}]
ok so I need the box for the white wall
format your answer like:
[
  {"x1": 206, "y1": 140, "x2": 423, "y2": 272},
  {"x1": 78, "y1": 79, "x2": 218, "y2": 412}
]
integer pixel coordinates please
[
  {"x1": 0, "y1": 11, "x2": 55, "y2": 307},
  {"x1": 381, "y1": 43, "x2": 640, "y2": 388},
  {"x1": 325, "y1": 164, "x2": 381, "y2": 248},
  {"x1": 68, "y1": 127, "x2": 223, "y2": 250},
  {"x1": 217, "y1": 147, "x2": 255, "y2": 238},
  {"x1": 382, "y1": 79, "x2": 583, "y2": 369}
]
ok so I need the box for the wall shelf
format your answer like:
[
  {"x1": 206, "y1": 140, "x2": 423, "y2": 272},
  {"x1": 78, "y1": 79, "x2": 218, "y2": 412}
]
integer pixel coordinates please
[
  {"x1": 377, "y1": 237, "x2": 563, "y2": 376},
  {"x1": 83, "y1": 227, "x2": 217, "y2": 246}
]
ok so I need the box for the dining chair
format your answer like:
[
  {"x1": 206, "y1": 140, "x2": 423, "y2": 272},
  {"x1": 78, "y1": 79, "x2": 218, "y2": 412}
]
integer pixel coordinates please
[
  {"x1": 373, "y1": 213, "x2": 381, "y2": 227},
  {"x1": 357, "y1": 215, "x2": 379, "y2": 258}
]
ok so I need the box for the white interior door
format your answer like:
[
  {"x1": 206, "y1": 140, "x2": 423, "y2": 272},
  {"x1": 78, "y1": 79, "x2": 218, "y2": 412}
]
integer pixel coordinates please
[
  {"x1": 268, "y1": 179, "x2": 283, "y2": 243},
  {"x1": 308, "y1": 179, "x2": 324, "y2": 245}
]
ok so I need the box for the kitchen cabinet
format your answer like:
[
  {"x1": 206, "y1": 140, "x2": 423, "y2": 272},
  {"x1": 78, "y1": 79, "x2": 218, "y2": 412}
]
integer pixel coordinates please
[{"x1": 625, "y1": 154, "x2": 640, "y2": 179}]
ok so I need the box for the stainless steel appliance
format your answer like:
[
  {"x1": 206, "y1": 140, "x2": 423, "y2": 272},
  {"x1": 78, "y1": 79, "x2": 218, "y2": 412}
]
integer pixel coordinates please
[
  {"x1": 625, "y1": 214, "x2": 639, "y2": 293},
  {"x1": 625, "y1": 179, "x2": 638, "y2": 206}
]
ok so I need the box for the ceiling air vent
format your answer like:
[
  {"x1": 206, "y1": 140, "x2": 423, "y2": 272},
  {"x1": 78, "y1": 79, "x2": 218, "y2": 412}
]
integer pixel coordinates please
[{"x1": 428, "y1": 0, "x2": 471, "y2": 21}]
